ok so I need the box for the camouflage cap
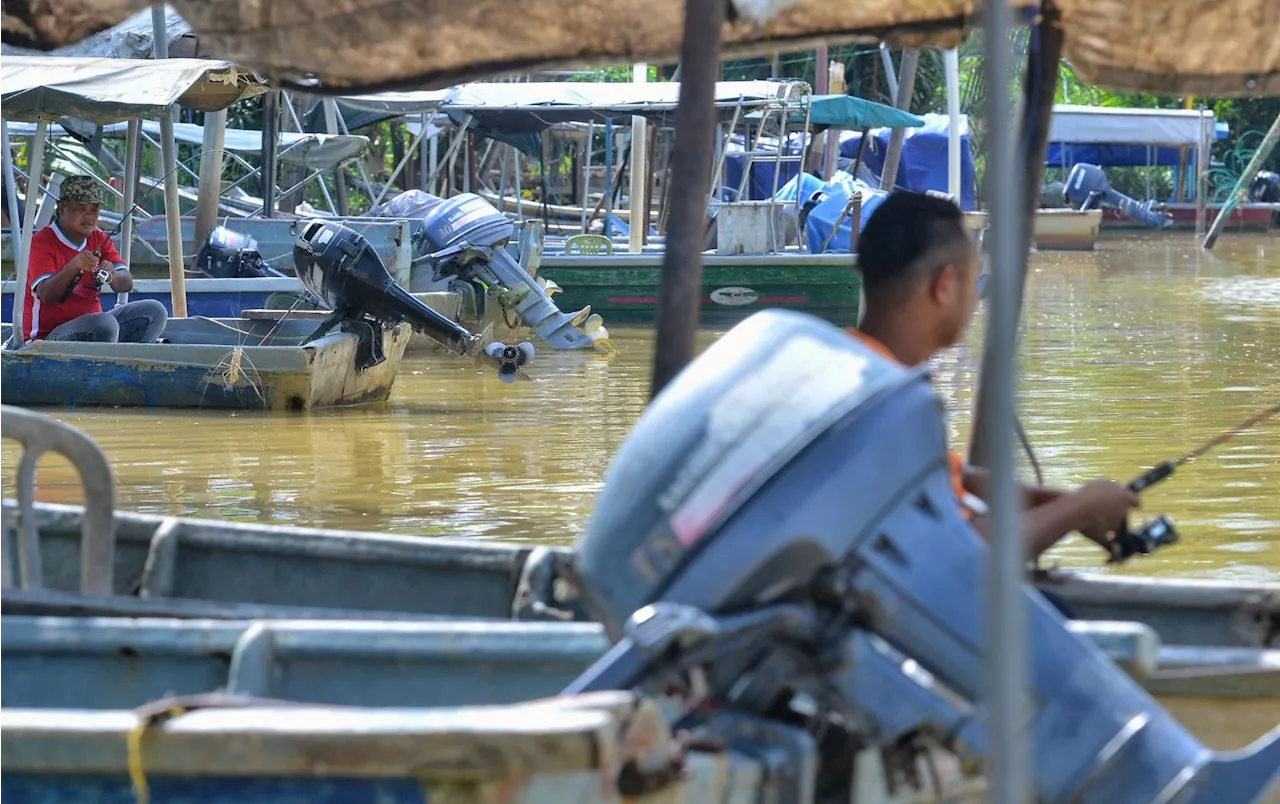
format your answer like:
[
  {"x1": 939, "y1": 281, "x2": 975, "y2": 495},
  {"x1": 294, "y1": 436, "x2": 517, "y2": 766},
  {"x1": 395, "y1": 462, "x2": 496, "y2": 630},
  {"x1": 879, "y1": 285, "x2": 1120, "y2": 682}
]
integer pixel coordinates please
[{"x1": 59, "y1": 175, "x2": 103, "y2": 205}]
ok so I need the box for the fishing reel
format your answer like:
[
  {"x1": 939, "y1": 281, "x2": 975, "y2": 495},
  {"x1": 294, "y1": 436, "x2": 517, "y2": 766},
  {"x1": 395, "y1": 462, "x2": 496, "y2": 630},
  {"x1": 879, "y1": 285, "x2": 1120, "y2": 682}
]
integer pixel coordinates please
[
  {"x1": 1114, "y1": 513, "x2": 1179, "y2": 560},
  {"x1": 91, "y1": 267, "x2": 112, "y2": 291}
]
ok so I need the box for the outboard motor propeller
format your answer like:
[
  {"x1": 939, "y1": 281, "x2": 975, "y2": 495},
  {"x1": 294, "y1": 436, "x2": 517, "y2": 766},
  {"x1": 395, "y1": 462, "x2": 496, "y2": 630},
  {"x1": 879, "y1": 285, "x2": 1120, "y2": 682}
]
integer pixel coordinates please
[
  {"x1": 564, "y1": 309, "x2": 1280, "y2": 803},
  {"x1": 194, "y1": 226, "x2": 287, "y2": 279},
  {"x1": 292, "y1": 218, "x2": 534, "y2": 381},
  {"x1": 1065, "y1": 163, "x2": 1173, "y2": 228},
  {"x1": 416, "y1": 193, "x2": 609, "y2": 352}
]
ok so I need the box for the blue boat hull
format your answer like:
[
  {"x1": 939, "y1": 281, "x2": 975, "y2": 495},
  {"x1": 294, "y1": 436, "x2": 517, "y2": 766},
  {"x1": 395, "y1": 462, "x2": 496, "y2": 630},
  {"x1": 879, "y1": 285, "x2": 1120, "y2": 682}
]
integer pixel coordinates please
[{"x1": 2, "y1": 776, "x2": 426, "y2": 804}]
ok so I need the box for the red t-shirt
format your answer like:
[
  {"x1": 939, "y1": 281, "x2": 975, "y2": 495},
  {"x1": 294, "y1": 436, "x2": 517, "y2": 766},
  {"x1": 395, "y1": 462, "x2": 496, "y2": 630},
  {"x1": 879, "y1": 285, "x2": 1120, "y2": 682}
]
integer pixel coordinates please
[{"x1": 22, "y1": 223, "x2": 126, "y2": 343}]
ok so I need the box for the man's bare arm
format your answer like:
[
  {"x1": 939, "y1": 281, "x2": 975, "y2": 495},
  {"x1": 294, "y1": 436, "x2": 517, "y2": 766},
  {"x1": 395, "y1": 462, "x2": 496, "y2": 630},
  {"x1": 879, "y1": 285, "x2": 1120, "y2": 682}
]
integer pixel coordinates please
[{"x1": 36, "y1": 250, "x2": 97, "y2": 304}]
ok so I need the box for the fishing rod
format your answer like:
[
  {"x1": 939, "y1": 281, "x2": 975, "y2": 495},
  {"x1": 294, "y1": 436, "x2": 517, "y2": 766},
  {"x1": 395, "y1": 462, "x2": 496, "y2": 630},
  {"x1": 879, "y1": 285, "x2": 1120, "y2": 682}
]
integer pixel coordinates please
[{"x1": 1113, "y1": 400, "x2": 1280, "y2": 559}]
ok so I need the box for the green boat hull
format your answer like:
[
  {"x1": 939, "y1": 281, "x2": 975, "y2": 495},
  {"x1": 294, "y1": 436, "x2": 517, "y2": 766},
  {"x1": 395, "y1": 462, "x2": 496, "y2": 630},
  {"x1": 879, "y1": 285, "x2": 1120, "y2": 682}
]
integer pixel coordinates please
[{"x1": 535, "y1": 252, "x2": 861, "y2": 328}]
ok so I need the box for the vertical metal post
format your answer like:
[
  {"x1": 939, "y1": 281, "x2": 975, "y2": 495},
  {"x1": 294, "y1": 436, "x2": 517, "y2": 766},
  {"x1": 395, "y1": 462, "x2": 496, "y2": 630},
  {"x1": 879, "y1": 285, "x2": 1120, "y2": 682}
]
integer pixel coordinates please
[
  {"x1": 649, "y1": 0, "x2": 726, "y2": 399},
  {"x1": 629, "y1": 63, "x2": 649, "y2": 253},
  {"x1": 117, "y1": 120, "x2": 141, "y2": 307},
  {"x1": 261, "y1": 90, "x2": 280, "y2": 218},
  {"x1": 2, "y1": 121, "x2": 24, "y2": 260},
  {"x1": 322, "y1": 98, "x2": 349, "y2": 215},
  {"x1": 419, "y1": 113, "x2": 431, "y2": 192},
  {"x1": 944, "y1": 48, "x2": 963, "y2": 199},
  {"x1": 581, "y1": 122, "x2": 594, "y2": 233},
  {"x1": 152, "y1": 2, "x2": 185, "y2": 316},
  {"x1": 879, "y1": 44, "x2": 900, "y2": 100},
  {"x1": 11, "y1": 122, "x2": 47, "y2": 347},
  {"x1": 602, "y1": 118, "x2": 614, "y2": 238},
  {"x1": 1195, "y1": 109, "x2": 1211, "y2": 239}
]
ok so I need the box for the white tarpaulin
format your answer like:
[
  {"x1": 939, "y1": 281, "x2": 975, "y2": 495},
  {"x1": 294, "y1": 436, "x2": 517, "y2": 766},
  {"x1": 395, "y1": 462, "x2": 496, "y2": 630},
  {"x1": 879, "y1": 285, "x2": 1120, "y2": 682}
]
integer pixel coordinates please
[
  {"x1": 1048, "y1": 105, "x2": 1215, "y2": 146},
  {"x1": 5, "y1": 120, "x2": 368, "y2": 170},
  {"x1": 0, "y1": 56, "x2": 267, "y2": 124},
  {"x1": 338, "y1": 90, "x2": 452, "y2": 115}
]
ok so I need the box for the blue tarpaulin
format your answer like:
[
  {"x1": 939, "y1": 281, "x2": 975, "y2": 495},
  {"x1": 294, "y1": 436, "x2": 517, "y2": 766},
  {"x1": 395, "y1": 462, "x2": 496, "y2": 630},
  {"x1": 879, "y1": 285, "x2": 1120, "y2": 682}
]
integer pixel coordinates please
[
  {"x1": 774, "y1": 170, "x2": 890, "y2": 254},
  {"x1": 724, "y1": 113, "x2": 977, "y2": 211}
]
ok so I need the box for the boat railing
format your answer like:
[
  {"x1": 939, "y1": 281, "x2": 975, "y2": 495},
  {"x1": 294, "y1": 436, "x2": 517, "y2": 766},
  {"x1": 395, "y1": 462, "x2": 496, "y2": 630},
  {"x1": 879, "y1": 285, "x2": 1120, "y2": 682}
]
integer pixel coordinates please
[{"x1": 1, "y1": 404, "x2": 115, "y2": 595}]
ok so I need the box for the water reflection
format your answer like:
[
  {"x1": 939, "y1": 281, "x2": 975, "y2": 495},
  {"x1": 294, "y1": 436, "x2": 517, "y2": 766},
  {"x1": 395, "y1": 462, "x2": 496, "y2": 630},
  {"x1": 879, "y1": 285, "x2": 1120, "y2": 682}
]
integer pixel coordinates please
[{"x1": 3, "y1": 234, "x2": 1277, "y2": 580}]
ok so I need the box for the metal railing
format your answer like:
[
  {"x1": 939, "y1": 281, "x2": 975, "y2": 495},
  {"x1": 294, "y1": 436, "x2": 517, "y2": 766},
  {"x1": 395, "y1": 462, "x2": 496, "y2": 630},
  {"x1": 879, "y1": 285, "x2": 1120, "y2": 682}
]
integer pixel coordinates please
[{"x1": 1, "y1": 405, "x2": 116, "y2": 595}]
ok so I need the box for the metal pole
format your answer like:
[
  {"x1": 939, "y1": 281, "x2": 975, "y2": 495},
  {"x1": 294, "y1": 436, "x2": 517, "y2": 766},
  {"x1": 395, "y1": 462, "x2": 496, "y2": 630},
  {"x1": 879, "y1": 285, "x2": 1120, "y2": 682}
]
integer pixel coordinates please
[
  {"x1": 879, "y1": 49, "x2": 920, "y2": 191},
  {"x1": 194, "y1": 108, "x2": 227, "y2": 248},
  {"x1": 2, "y1": 121, "x2": 24, "y2": 260},
  {"x1": 116, "y1": 120, "x2": 141, "y2": 307},
  {"x1": 11, "y1": 121, "x2": 47, "y2": 348},
  {"x1": 649, "y1": 0, "x2": 726, "y2": 399},
  {"x1": 419, "y1": 113, "x2": 431, "y2": 192},
  {"x1": 322, "y1": 98, "x2": 349, "y2": 215},
  {"x1": 152, "y1": 2, "x2": 185, "y2": 316},
  {"x1": 629, "y1": 63, "x2": 649, "y2": 253},
  {"x1": 1203, "y1": 110, "x2": 1279, "y2": 249},
  {"x1": 602, "y1": 118, "x2": 613, "y2": 238},
  {"x1": 1195, "y1": 110, "x2": 1210, "y2": 239},
  {"x1": 581, "y1": 122, "x2": 594, "y2": 233},
  {"x1": 261, "y1": 90, "x2": 280, "y2": 217},
  {"x1": 944, "y1": 48, "x2": 963, "y2": 199},
  {"x1": 879, "y1": 44, "x2": 900, "y2": 100}
]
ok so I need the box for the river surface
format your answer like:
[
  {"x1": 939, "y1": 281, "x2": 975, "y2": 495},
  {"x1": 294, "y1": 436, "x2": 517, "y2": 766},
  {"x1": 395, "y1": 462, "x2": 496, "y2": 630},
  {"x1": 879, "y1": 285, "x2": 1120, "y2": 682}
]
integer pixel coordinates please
[{"x1": 5, "y1": 232, "x2": 1278, "y2": 581}]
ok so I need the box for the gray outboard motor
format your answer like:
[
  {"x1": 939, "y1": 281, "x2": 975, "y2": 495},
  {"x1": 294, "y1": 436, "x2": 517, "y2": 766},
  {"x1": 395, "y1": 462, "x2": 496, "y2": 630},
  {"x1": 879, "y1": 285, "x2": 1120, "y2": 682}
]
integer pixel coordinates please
[
  {"x1": 292, "y1": 218, "x2": 533, "y2": 382},
  {"x1": 194, "y1": 226, "x2": 287, "y2": 279},
  {"x1": 417, "y1": 193, "x2": 600, "y2": 351},
  {"x1": 565, "y1": 309, "x2": 1280, "y2": 803},
  {"x1": 1065, "y1": 163, "x2": 1172, "y2": 228}
]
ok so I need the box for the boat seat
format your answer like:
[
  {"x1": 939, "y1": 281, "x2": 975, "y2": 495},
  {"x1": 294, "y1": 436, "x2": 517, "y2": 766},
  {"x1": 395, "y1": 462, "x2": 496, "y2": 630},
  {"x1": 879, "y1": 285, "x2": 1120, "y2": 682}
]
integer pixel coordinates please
[{"x1": 564, "y1": 233, "x2": 613, "y2": 255}]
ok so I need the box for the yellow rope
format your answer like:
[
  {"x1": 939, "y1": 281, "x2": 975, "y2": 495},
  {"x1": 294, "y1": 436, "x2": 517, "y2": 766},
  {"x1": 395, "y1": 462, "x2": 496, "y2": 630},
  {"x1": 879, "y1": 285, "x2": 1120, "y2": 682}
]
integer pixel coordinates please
[{"x1": 127, "y1": 705, "x2": 187, "y2": 804}]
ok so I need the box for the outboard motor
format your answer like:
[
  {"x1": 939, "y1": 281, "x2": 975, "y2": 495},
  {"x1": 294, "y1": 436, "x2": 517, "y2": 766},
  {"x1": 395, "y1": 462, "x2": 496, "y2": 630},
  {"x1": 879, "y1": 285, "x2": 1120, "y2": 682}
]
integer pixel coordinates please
[
  {"x1": 417, "y1": 193, "x2": 605, "y2": 351},
  {"x1": 292, "y1": 219, "x2": 534, "y2": 382},
  {"x1": 565, "y1": 309, "x2": 1280, "y2": 803},
  {"x1": 1251, "y1": 170, "x2": 1280, "y2": 203},
  {"x1": 1065, "y1": 163, "x2": 1173, "y2": 228},
  {"x1": 193, "y1": 226, "x2": 287, "y2": 279}
]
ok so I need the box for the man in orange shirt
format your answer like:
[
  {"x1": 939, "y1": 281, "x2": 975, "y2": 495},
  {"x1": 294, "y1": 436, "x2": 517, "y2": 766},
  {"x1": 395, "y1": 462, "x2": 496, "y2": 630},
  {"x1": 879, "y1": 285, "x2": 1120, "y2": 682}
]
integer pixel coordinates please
[
  {"x1": 849, "y1": 190, "x2": 1137, "y2": 561},
  {"x1": 20, "y1": 175, "x2": 167, "y2": 345}
]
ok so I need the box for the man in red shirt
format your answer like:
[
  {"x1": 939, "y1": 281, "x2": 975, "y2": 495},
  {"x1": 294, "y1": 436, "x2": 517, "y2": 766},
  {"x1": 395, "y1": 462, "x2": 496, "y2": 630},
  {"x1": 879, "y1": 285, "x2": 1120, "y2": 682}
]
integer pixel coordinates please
[
  {"x1": 20, "y1": 175, "x2": 167, "y2": 345},
  {"x1": 848, "y1": 190, "x2": 1138, "y2": 562}
]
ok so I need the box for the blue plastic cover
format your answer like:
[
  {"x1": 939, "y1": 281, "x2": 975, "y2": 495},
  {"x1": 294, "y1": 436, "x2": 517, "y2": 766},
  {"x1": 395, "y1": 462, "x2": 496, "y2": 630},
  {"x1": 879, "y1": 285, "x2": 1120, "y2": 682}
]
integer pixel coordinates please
[
  {"x1": 773, "y1": 171, "x2": 890, "y2": 254},
  {"x1": 723, "y1": 114, "x2": 977, "y2": 211}
]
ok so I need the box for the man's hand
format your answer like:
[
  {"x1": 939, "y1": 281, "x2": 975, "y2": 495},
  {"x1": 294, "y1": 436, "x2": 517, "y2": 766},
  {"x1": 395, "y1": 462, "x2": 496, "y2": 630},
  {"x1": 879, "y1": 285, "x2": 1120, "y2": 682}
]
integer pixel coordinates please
[
  {"x1": 67, "y1": 250, "x2": 98, "y2": 275},
  {"x1": 1070, "y1": 480, "x2": 1141, "y2": 559}
]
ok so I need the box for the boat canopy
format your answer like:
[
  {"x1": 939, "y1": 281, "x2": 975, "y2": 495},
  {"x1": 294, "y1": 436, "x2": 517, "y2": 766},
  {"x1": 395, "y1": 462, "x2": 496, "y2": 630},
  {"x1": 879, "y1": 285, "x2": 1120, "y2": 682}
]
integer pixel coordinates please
[
  {"x1": 0, "y1": 56, "x2": 267, "y2": 124},
  {"x1": 745, "y1": 94, "x2": 925, "y2": 131},
  {"x1": 441, "y1": 81, "x2": 792, "y2": 131},
  {"x1": 1048, "y1": 105, "x2": 1215, "y2": 147},
  {"x1": 15, "y1": 0, "x2": 1274, "y2": 97},
  {"x1": 4, "y1": 120, "x2": 368, "y2": 171}
]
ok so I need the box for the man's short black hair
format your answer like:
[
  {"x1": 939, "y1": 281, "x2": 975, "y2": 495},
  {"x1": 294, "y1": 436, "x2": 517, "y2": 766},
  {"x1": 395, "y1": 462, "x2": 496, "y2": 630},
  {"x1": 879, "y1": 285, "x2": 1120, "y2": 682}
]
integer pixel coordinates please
[{"x1": 858, "y1": 190, "x2": 971, "y2": 303}]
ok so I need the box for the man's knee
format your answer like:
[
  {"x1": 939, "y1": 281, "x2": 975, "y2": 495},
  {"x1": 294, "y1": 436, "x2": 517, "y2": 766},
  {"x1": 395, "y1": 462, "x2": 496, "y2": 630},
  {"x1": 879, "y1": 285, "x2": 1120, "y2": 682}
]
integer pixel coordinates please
[
  {"x1": 112, "y1": 299, "x2": 168, "y2": 323},
  {"x1": 46, "y1": 312, "x2": 119, "y2": 343},
  {"x1": 111, "y1": 299, "x2": 169, "y2": 343}
]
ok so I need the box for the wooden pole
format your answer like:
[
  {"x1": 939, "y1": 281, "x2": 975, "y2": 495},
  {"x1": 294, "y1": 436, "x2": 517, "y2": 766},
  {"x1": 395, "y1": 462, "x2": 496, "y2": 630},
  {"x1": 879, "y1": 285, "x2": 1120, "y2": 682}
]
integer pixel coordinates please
[
  {"x1": 194, "y1": 109, "x2": 226, "y2": 250},
  {"x1": 1203, "y1": 110, "x2": 1280, "y2": 249},
  {"x1": 649, "y1": 0, "x2": 726, "y2": 400},
  {"x1": 879, "y1": 49, "x2": 920, "y2": 191}
]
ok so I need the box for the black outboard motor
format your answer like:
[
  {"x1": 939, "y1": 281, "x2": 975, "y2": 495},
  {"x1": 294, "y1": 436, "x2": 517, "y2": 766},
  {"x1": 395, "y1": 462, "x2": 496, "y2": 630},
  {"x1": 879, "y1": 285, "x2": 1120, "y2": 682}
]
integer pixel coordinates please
[
  {"x1": 1065, "y1": 163, "x2": 1172, "y2": 228},
  {"x1": 1251, "y1": 170, "x2": 1280, "y2": 203},
  {"x1": 193, "y1": 226, "x2": 287, "y2": 279},
  {"x1": 417, "y1": 194, "x2": 601, "y2": 351},
  {"x1": 292, "y1": 218, "x2": 534, "y2": 381},
  {"x1": 563, "y1": 309, "x2": 1280, "y2": 803}
]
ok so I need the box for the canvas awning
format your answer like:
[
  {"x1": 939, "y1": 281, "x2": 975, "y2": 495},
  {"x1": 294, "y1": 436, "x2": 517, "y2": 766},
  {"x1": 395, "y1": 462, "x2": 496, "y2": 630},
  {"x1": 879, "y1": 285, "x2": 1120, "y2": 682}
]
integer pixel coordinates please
[
  {"x1": 441, "y1": 81, "x2": 791, "y2": 131},
  {"x1": 1048, "y1": 105, "x2": 1214, "y2": 146},
  {"x1": 6, "y1": 0, "x2": 1278, "y2": 97},
  {"x1": 5, "y1": 120, "x2": 368, "y2": 170},
  {"x1": 0, "y1": 56, "x2": 267, "y2": 124},
  {"x1": 745, "y1": 94, "x2": 926, "y2": 130}
]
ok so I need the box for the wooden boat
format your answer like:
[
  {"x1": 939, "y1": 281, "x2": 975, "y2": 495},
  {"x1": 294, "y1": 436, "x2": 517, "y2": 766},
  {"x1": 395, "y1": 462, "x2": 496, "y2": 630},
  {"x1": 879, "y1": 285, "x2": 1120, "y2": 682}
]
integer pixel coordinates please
[
  {"x1": 1101, "y1": 202, "x2": 1279, "y2": 231},
  {"x1": 0, "y1": 315, "x2": 411, "y2": 411}
]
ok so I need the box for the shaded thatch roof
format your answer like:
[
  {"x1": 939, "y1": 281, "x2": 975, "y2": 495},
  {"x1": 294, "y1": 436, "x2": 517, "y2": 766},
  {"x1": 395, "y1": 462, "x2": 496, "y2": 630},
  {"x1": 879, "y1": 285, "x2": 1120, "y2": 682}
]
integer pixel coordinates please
[{"x1": 4, "y1": 0, "x2": 1278, "y2": 97}]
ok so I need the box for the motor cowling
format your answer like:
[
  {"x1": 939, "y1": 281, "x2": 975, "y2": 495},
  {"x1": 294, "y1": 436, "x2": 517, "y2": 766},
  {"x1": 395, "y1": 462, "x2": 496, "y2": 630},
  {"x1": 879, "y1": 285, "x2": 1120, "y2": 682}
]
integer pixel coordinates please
[
  {"x1": 194, "y1": 226, "x2": 282, "y2": 279},
  {"x1": 1251, "y1": 170, "x2": 1280, "y2": 203},
  {"x1": 418, "y1": 193, "x2": 515, "y2": 259},
  {"x1": 570, "y1": 309, "x2": 1280, "y2": 804}
]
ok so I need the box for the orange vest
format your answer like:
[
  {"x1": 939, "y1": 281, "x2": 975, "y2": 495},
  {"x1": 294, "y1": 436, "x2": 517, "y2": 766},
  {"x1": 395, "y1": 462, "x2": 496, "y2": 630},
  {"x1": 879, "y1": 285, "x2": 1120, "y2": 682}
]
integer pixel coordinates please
[{"x1": 845, "y1": 328, "x2": 973, "y2": 518}]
